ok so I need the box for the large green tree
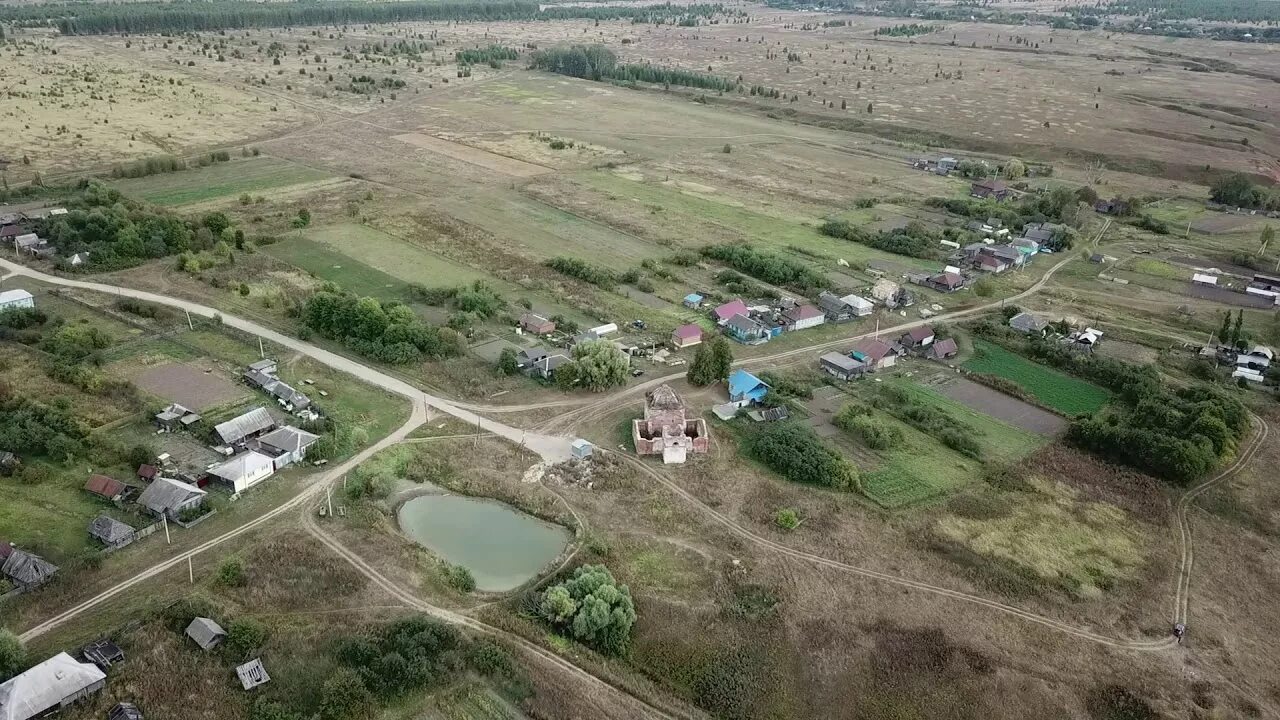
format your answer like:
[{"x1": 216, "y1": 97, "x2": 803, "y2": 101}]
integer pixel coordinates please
[
  {"x1": 571, "y1": 340, "x2": 629, "y2": 391},
  {"x1": 538, "y1": 565, "x2": 637, "y2": 656}
]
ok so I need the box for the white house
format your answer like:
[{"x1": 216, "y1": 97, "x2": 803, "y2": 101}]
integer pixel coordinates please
[
  {"x1": 838, "y1": 294, "x2": 874, "y2": 317},
  {"x1": 0, "y1": 652, "x2": 106, "y2": 720},
  {"x1": 0, "y1": 289, "x2": 34, "y2": 312},
  {"x1": 207, "y1": 451, "x2": 275, "y2": 493}
]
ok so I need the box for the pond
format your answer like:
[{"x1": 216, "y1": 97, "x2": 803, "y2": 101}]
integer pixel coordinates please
[{"x1": 396, "y1": 494, "x2": 571, "y2": 592}]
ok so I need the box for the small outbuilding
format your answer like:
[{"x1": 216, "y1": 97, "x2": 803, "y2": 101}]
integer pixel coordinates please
[
  {"x1": 570, "y1": 439, "x2": 594, "y2": 460},
  {"x1": 928, "y1": 338, "x2": 959, "y2": 360},
  {"x1": 84, "y1": 474, "x2": 127, "y2": 503},
  {"x1": 671, "y1": 324, "x2": 703, "y2": 349},
  {"x1": 819, "y1": 352, "x2": 867, "y2": 381},
  {"x1": 682, "y1": 293, "x2": 704, "y2": 309},
  {"x1": 185, "y1": 617, "x2": 227, "y2": 651},
  {"x1": 80, "y1": 639, "x2": 126, "y2": 670},
  {"x1": 88, "y1": 516, "x2": 136, "y2": 550},
  {"x1": 519, "y1": 312, "x2": 556, "y2": 335}
]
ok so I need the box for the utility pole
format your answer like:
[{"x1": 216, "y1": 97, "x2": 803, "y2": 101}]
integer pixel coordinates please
[
  {"x1": 326, "y1": 486, "x2": 333, "y2": 518},
  {"x1": 475, "y1": 415, "x2": 482, "y2": 448},
  {"x1": 188, "y1": 556, "x2": 194, "y2": 584},
  {"x1": 163, "y1": 514, "x2": 170, "y2": 545},
  {"x1": 258, "y1": 337, "x2": 265, "y2": 359},
  {"x1": 185, "y1": 310, "x2": 194, "y2": 331}
]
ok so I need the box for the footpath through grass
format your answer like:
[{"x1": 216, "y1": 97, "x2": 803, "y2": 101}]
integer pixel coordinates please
[{"x1": 963, "y1": 340, "x2": 1108, "y2": 416}]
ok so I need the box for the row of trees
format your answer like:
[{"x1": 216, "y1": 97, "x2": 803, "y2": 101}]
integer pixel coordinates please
[
  {"x1": 820, "y1": 218, "x2": 943, "y2": 260},
  {"x1": 455, "y1": 44, "x2": 519, "y2": 66},
  {"x1": 530, "y1": 45, "x2": 737, "y2": 91},
  {"x1": 301, "y1": 286, "x2": 465, "y2": 364},
  {"x1": 700, "y1": 244, "x2": 831, "y2": 292},
  {"x1": 27, "y1": 1, "x2": 729, "y2": 34},
  {"x1": 686, "y1": 336, "x2": 733, "y2": 387},
  {"x1": 545, "y1": 256, "x2": 619, "y2": 290}
]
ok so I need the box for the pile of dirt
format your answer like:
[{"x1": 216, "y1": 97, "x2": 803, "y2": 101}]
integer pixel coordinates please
[{"x1": 539, "y1": 452, "x2": 626, "y2": 489}]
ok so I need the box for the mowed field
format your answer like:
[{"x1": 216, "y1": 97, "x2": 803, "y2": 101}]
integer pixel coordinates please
[
  {"x1": 111, "y1": 156, "x2": 333, "y2": 206},
  {"x1": 963, "y1": 340, "x2": 1109, "y2": 415}
]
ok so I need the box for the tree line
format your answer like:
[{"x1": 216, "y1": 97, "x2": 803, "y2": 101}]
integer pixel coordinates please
[
  {"x1": 700, "y1": 243, "x2": 831, "y2": 292},
  {"x1": 301, "y1": 285, "x2": 465, "y2": 365},
  {"x1": 2, "y1": 0, "x2": 732, "y2": 35},
  {"x1": 530, "y1": 45, "x2": 738, "y2": 92}
]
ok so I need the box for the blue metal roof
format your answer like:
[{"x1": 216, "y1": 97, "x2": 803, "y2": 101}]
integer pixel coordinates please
[
  {"x1": 684, "y1": 293, "x2": 703, "y2": 303},
  {"x1": 728, "y1": 369, "x2": 767, "y2": 398}
]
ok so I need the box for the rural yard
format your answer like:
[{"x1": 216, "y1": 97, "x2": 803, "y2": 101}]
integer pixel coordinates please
[{"x1": 1, "y1": 1, "x2": 1280, "y2": 719}]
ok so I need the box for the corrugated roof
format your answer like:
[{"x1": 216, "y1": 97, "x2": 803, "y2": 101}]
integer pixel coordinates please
[
  {"x1": 0, "y1": 652, "x2": 105, "y2": 720},
  {"x1": 84, "y1": 474, "x2": 126, "y2": 499},
  {"x1": 236, "y1": 659, "x2": 271, "y2": 690},
  {"x1": 215, "y1": 407, "x2": 275, "y2": 445},
  {"x1": 257, "y1": 426, "x2": 320, "y2": 455},
  {"x1": 207, "y1": 451, "x2": 274, "y2": 483},
  {"x1": 136, "y1": 477, "x2": 206, "y2": 514}
]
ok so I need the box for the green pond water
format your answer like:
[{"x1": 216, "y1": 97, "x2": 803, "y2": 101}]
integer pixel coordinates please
[{"x1": 396, "y1": 494, "x2": 571, "y2": 592}]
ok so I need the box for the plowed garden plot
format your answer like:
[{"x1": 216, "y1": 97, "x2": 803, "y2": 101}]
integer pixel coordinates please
[
  {"x1": 936, "y1": 378, "x2": 1067, "y2": 436},
  {"x1": 129, "y1": 361, "x2": 247, "y2": 411},
  {"x1": 962, "y1": 340, "x2": 1108, "y2": 416}
]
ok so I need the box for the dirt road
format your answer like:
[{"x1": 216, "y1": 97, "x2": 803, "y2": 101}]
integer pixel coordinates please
[{"x1": 0, "y1": 258, "x2": 573, "y2": 463}]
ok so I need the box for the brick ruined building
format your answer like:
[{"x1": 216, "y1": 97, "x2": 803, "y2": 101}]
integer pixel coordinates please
[{"x1": 632, "y1": 385, "x2": 709, "y2": 464}]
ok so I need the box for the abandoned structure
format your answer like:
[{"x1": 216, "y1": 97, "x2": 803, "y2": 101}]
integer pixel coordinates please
[{"x1": 632, "y1": 385, "x2": 709, "y2": 464}]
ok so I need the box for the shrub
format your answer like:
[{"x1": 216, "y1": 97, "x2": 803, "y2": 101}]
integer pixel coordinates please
[
  {"x1": 834, "y1": 409, "x2": 903, "y2": 450},
  {"x1": 774, "y1": 508, "x2": 800, "y2": 530},
  {"x1": 216, "y1": 558, "x2": 247, "y2": 587},
  {"x1": 741, "y1": 422, "x2": 858, "y2": 490},
  {"x1": 537, "y1": 564, "x2": 637, "y2": 656},
  {"x1": 225, "y1": 618, "x2": 268, "y2": 659},
  {"x1": 445, "y1": 564, "x2": 476, "y2": 593}
]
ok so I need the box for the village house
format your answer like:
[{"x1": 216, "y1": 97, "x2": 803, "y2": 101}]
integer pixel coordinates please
[
  {"x1": 1009, "y1": 312, "x2": 1050, "y2": 336},
  {"x1": 970, "y1": 178, "x2": 1011, "y2": 201},
  {"x1": 712, "y1": 299, "x2": 749, "y2": 325},
  {"x1": 849, "y1": 338, "x2": 897, "y2": 371},
  {"x1": 136, "y1": 477, "x2": 207, "y2": 521},
  {"x1": 519, "y1": 312, "x2": 555, "y2": 335},
  {"x1": 928, "y1": 271, "x2": 967, "y2": 293},
  {"x1": 256, "y1": 426, "x2": 322, "y2": 468},
  {"x1": 206, "y1": 451, "x2": 275, "y2": 494},
  {"x1": 88, "y1": 516, "x2": 137, "y2": 550},
  {"x1": 0, "y1": 288, "x2": 35, "y2": 312},
  {"x1": 928, "y1": 338, "x2": 959, "y2": 360},
  {"x1": 247, "y1": 358, "x2": 278, "y2": 376},
  {"x1": 901, "y1": 325, "x2": 936, "y2": 350},
  {"x1": 724, "y1": 314, "x2": 771, "y2": 345},
  {"x1": 632, "y1": 385, "x2": 709, "y2": 464},
  {"x1": 527, "y1": 352, "x2": 572, "y2": 380},
  {"x1": 84, "y1": 474, "x2": 128, "y2": 503},
  {"x1": 728, "y1": 369, "x2": 769, "y2": 406},
  {"x1": 215, "y1": 407, "x2": 276, "y2": 447},
  {"x1": 0, "y1": 544, "x2": 59, "y2": 591},
  {"x1": 816, "y1": 291, "x2": 873, "y2": 322},
  {"x1": 819, "y1": 352, "x2": 867, "y2": 381},
  {"x1": 242, "y1": 361, "x2": 312, "y2": 412},
  {"x1": 670, "y1": 324, "x2": 703, "y2": 349},
  {"x1": 515, "y1": 346, "x2": 548, "y2": 368},
  {"x1": 0, "y1": 652, "x2": 107, "y2": 720},
  {"x1": 186, "y1": 617, "x2": 227, "y2": 651},
  {"x1": 782, "y1": 304, "x2": 825, "y2": 331},
  {"x1": 682, "y1": 293, "x2": 704, "y2": 309},
  {"x1": 154, "y1": 403, "x2": 201, "y2": 432}
]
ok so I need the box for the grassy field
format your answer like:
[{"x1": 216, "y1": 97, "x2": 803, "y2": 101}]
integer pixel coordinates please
[
  {"x1": 963, "y1": 340, "x2": 1109, "y2": 416},
  {"x1": 264, "y1": 236, "x2": 409, "y2": 300},
  {"x1": 112, "y1": 156, "x2": 331, "y2": 206},
  {"x1": 305, "y1": 223, "x2": 498, "y2": 288},
  {"x1": 850, "y1": 379, "x2": 1046, "y2": 508}
]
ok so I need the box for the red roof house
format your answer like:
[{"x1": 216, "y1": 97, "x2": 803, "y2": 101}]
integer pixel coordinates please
[
  {"x1": 137, "y1": 464, "x2": 158, "y2": 481},
  {"x1": 671, "y1": 324, "x2": 703, "y2": 349},
  {"x1": 713, "y1": 299, "x2": 749, "y2": 324},
  {"x1": 85, "y1": 474, "x2": 127, "y2": 501},
  {"x1": 849, "y1": 338, "x2": 897, "y2": 370}
]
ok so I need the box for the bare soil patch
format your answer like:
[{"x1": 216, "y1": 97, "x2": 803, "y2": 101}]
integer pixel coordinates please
[
  {"x1": 936, "y1": 377, "x2": 1067, "y2": 436},
  {"x1": 391, "y1": 132, "x2": 552, "y2": 177},
  {"x1": 129, "y1": 361, "x2": 247, "y2": 410}
]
